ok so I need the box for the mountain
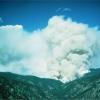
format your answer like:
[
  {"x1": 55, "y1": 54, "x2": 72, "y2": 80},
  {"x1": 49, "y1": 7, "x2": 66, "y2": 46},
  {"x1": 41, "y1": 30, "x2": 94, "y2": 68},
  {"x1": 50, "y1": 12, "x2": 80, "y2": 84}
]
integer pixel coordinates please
[
  {"x1": 0, "y1": 68, "x2": 100, "y2": 100},
  {"x1": 62, "y1": 68, "x2": 100, "y2": 99}
]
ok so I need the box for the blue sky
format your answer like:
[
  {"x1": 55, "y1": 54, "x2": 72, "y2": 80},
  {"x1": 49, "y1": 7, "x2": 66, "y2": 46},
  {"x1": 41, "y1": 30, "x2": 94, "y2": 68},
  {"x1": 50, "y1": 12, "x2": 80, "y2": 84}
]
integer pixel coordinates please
[
  {"x1": 0, "y1": 0, "x2": 100, "y2": 81},
  {"x1": 0, "y1": 0, "x2": 100, "y2": 31}
]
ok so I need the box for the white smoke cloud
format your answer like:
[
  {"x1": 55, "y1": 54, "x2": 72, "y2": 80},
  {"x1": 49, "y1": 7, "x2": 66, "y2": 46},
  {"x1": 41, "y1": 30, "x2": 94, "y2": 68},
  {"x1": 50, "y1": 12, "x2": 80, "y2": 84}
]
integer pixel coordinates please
[{"x1": 0, "y1": 16, "x2": 100, "y2": 82}]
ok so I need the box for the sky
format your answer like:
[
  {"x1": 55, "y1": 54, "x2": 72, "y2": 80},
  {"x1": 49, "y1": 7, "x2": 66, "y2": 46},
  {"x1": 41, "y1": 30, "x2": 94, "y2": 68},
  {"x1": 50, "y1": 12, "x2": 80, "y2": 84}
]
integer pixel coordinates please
[
  {"x1": 0, "y1": 0, "x2": 100, "y2": 31},
  {"x1": 0, "y1": 0, "x2": 100, "y2": 82}
]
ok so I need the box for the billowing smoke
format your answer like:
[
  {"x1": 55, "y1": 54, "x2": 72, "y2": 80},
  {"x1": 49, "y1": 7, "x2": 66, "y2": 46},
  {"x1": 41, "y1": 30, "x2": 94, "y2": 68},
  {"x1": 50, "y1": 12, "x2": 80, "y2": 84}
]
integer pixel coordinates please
[{"x1": 0, "y1": 16, "x2": 100, "y2": 82}]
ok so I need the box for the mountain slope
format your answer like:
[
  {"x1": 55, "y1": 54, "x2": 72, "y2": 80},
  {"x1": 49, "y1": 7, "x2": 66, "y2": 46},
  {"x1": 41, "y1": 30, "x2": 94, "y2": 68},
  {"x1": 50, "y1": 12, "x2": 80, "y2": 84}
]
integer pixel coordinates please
[
  {"x1": 0, "y1": 72, "x2": 63, "y2": 100},
  {"x1": 0, "y1": 68, "x2": 100, "y2": 100},
  {"x1": 63, "y1": 68, "x2": 100, "y2": 99}
]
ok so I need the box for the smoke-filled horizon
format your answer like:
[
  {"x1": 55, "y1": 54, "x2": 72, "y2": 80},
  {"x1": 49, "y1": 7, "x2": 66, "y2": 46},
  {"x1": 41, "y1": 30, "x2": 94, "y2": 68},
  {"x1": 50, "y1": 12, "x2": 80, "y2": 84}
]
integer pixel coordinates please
[{"x1": 0, "y1": 16, "x2": 100, "y2": 82}]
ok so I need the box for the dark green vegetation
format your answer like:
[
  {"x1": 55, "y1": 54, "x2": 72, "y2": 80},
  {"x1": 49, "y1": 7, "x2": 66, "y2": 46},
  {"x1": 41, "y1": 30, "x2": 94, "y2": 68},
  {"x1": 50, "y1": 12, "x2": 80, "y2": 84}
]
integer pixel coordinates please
[{"x1": 0, "y1": 68, "x2": 100, "y2": 100}]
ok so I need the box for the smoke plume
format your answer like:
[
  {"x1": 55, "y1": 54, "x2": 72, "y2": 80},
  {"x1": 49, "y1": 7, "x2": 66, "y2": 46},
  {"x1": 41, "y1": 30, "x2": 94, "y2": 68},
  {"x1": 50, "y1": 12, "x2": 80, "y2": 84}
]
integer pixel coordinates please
[{"x1": 0, "y1": 16, "x2": 100, "y2": 82}]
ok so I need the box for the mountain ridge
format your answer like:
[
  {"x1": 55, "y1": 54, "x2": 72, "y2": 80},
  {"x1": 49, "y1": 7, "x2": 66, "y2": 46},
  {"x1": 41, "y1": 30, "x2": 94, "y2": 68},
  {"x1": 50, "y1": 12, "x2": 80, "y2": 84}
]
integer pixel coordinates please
[{"x1": 0, "y1": 68, "x2": 100, "y2": 100}]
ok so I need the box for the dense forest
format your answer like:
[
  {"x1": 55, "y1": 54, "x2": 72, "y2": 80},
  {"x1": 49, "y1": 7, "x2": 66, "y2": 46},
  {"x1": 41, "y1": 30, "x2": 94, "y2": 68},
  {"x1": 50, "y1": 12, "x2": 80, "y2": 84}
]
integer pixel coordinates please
[{"x1": 0, "y1": 68, "x2": 100, "y2": 100}]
